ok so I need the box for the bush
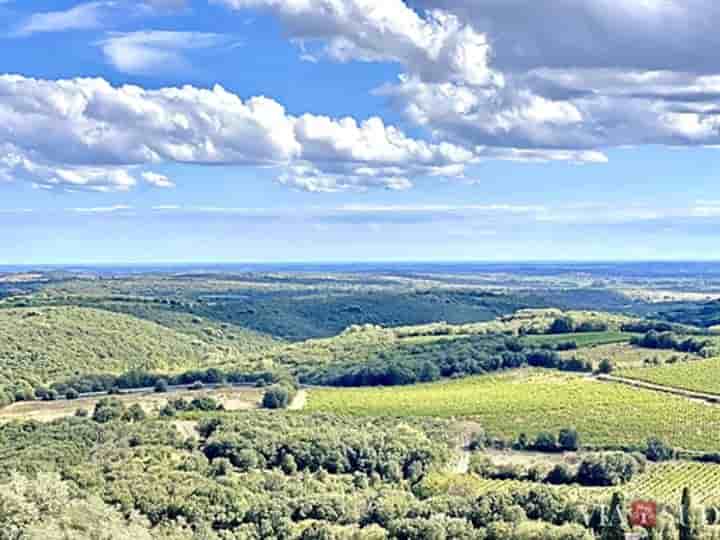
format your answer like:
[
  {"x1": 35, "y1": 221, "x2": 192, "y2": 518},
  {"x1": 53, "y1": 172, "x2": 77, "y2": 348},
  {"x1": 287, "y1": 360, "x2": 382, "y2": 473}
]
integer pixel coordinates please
[
  {"x1": 533, "y1": 432, "x2": 559, "y2": 452},
  {"x1": 576, "y1": 453, "x2": 645, "y2": 486},
  {"x1": 65, "y1": 389, "x2": 80, "y2": 400},
  {"x1": 92, "y1": 397, "x2": 125, "y2": 424},
  {"x1": 597, "y1": 358, "x2": 614, "y2": 374},
  {"x1": 122, "y1": 403, "x2": 146, "y2": 422},
  {"x1": 262, "y1": 385, "x2": 293, "y2": 409},
  {"x1": 545, "y1": 464, "x2": 575, "y2": 485},
  {"x1": 549, "y1": 317, "x2": 575, "y2": 334},
  {"x1": 154, "y1": 379, "x2": 169, "y2": 393},
  {"x1": 558, "y1": 428, "x2": 580, "y2": 451},
  {"x1": 646, "y1": 438, "x2": 675, "y2": 462}
]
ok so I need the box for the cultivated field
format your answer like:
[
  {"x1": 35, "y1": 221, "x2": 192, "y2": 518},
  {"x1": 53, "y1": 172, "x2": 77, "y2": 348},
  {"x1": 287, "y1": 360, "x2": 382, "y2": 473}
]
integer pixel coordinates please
[
  {"x1": 421, "y1": 461, "x2": 720, "y2": 506},
  {"x1": 619, "y1": 358, "x2": 720, "y2": 395},
  {"x1": 306, "y1": 370, "x2": 720, "y2": 451}
]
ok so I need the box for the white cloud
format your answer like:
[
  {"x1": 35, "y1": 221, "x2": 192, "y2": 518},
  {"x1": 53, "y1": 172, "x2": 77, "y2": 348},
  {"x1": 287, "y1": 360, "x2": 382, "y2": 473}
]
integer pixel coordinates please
[
  {"x1": 215, "y1": 0, "x2": 720, "y2": 153},
  {"x1": 0, "y1": 74, "x2": 475, "y2": 193},
  {"x1": 0, "y1": 150, "x2": 137, "y2": 192},
  {"x1": 14, "y1": 2, "x2": 111, "y2": 36},
  {"x1": 98, "y1": 31, "x2": 234, "y2": 74},
  {"x1": 71, "y1": 204, "x2": 132, "y2": 213},
  {"x1": 141, "y1": 171, "x2": 175, "y2": 188},
  {"x1": 211, "y1": 0, "x2": 501, "y2": 86}
]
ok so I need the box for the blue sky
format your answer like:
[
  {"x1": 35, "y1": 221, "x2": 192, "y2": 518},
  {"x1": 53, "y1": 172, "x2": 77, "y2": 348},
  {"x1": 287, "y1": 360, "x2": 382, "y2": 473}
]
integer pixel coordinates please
[{"x1": 2, "y1": 0, "x2": 720, "y2": 263}]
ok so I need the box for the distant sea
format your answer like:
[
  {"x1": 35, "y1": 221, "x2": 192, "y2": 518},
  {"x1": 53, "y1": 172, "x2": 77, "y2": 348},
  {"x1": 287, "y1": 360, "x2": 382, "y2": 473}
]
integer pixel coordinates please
[{"x1": 3, "y1": 261, "x2": 720, "y2": 278}]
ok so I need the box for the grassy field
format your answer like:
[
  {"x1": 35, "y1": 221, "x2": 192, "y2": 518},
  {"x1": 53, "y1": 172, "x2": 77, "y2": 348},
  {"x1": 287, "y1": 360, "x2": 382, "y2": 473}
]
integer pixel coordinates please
[
  {"x1": 619, "y1": 358, "x2": 720, "y2": 395},
  {"x1": 520, "y1": 331, "x2": 636, "y2": 348},
  {"x1": 0, "y1": 306, "x2": 213, "y2": 384},
  {"x1": 559, "y1": 342, "x2": 699, "y2": 368},
  {"x1": 306, "y1": 370, "x2": 720, "y2": 451},
  {"x1": 420, "y1": 461, "x2": 720, "y2": 506}
]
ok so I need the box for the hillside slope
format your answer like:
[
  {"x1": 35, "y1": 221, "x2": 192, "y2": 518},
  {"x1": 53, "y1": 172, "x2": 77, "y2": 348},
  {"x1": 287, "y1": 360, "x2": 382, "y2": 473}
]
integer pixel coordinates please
[{"x1": 0, "y1": 307, "x2": 213, "y2": 388}]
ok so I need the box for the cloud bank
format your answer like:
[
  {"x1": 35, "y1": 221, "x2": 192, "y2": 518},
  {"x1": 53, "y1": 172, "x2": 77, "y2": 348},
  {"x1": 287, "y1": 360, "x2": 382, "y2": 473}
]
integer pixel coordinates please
[{"x1": 0, "y1": 74, "x2": 474, "y2": 192}]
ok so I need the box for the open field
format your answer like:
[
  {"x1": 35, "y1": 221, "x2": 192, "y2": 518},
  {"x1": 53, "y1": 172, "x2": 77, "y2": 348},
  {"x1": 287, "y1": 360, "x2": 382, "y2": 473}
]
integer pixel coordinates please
[
  {"x1": 306, "y1": 370, "x2": 720, "y2": 451},
  {"x1": 559, "y1": 342, "x2": 699, "y2": 368},
  {"x1": 619, "y1": 358, "x2": 720, "y2": 395},
  {"x1": 520, "y1": 331, "x2": 636, "y2": 348},
  {"x1": 0, "y1": 386, "x2": 263, "y2": 423}
]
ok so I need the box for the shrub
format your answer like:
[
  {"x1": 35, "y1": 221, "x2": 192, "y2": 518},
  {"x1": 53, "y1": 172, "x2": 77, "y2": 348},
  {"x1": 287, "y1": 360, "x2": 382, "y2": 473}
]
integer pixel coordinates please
[
  {"x1": 154, "y1": 379, "x2": 169, "y2": 393},
  {"x1": 558, "y1": 428, "x2": 580, "y2": 451},
  {"x1": 122, "y1": 403, "x2": 146, "y2": 422},
  {"x1": 65, "y1": 389, "x2": 80, "y2": 400},
  {"x1": 92, "y1": 397, "x2": 125, "y2": 423},
  {"x1": 262, "y1": 385, "x2": 293, "y2": 409},
  {"x1": 597, "y1": 358, "x2": 614, "y2": 374},
  {"x1": 534, "y1": 432, "x2": 559, "y2": 452},
  {"x1": 545, "y1": 464, "x2": 575, "y2": 485},
  {"x1": 646, "y1": 438, "x2": 675, "y2": 462},
  {"x1": 576, "y1": 453, "x2": 645, "y2": 486}
]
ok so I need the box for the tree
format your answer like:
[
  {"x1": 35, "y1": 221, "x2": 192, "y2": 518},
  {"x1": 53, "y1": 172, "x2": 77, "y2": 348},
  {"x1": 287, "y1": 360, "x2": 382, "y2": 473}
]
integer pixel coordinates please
[
  {"x1": 550, "y1": 317, "x2": 575, "y2": 334},
  {"x1": 601, "y1": 492, "x2": 627, "y2": 540},
  {"x1": 154, "y1": 379, "x2": 169, "y2": 393},
  {"x1": 280, "y1": 454, "x2": 298, "y2": 475},
  {"x1": 65, "y1": 389, "x2": 79, "y2": 400},
  {"x1": 680, "y1": 487, "x2": 704, "y2": 540},
  {"x1": 122, "y1": 403, "x2": 146, "y2": 422},
  {"x1": 597, "y1": 358, "x2": 614, "y2": 374},
  {"x1": 262, "y1": 385, "x2": 292, "y2": 409},
  {"x1": 92, "y1": 397, "x2": 125, "y2": 423},
  {"x1": 545, "y1": 464, "x2": 575, "y2": 485},
  {"x1": 559, "y1": 428, "x2": 580, "y2": 451},
  {"x1": 646, "y1": 438, "x2": 674, "y2": 462},
  {"x1": 533, "y1": 431, "x2": 558, "y2": 452}
]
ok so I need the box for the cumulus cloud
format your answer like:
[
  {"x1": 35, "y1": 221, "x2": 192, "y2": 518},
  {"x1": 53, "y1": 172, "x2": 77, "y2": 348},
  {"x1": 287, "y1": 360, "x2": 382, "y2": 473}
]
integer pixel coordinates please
[
  {"x1": 210, "y1": 0, "x2": 501, "y2": 86},
  {"x1": 216, "y1": 0, "x2": 720, "y2": 154},
  {"x1": 98, "y1": 31, "x2": 234, "y2": 74},
  {"x1": 0, "y1": 74, "x2": 474, "y2": 193}
]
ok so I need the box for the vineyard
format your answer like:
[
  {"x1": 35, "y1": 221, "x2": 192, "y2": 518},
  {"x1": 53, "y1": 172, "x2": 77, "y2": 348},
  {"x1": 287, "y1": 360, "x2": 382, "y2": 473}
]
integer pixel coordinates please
[
  {"x1": 420, "y1": 462, "x2": 720, "y2": 506},
  {"x1": 619, "y1": 358, "x2": 720, "y2": 395},
  {"x1": 306, "y1": 370, "x2": 720, "y2": 451},
  {"x1": 623, "y1": 462, "x2": 720, "y2": 506}
]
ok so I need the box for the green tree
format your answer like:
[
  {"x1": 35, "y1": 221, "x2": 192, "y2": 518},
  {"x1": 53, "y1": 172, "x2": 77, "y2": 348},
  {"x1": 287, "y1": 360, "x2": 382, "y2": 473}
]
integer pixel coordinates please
[
  {"x1": 92, "y1": 397, "x2": 125, "y2": 423},
  {"x1": 597, "y1": 358, "x2": 614, "y2": 374},
  {"x1": 262, "y1": 385, "x2": 292, "y2": 409},
  {"x1": 559, "y1": 427, "x2": 580, "y2": 451},
  {"x1": 122, "y1": 403, "x2": 147, "y2": 422},
  {"x1": 601, "y1": 492, "x2": 626, "y2": 540},
  {"x1": 680, "y1": 487, "x2": 703, "y2": 540}
]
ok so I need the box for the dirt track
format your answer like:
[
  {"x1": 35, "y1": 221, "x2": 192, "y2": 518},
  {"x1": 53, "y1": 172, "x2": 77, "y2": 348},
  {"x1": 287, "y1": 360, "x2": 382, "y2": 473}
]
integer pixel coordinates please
[{"x1": 597, "y1": 374, "x2": 720, "y2": 404}]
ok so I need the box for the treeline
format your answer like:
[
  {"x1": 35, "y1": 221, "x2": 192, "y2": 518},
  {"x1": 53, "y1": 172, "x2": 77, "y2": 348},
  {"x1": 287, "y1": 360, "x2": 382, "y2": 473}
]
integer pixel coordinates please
[
  {"x1": 30, "y1": 367, "x2": 296, "y2": 401},
  {"x1": 471, "y1": 452, "x2": 647, "y2": 488},
  {"x1": 631, "y1": 331, "x2": 712, "y2": 356},
  {"x1": 201, "y1": 413, "x2": 451, "y2": 483},
  {"x1": 302, "y1": 335, "x2": 594, "y2": 387}
]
